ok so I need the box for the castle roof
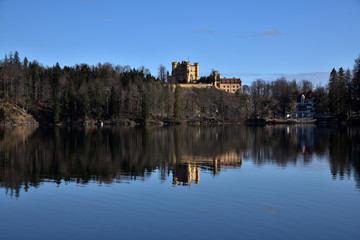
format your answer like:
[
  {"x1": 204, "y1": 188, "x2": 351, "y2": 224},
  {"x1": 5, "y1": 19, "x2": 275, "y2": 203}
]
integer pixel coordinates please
[{"x1": 219, "y1": 77, "x2": 241, "y2": 84}]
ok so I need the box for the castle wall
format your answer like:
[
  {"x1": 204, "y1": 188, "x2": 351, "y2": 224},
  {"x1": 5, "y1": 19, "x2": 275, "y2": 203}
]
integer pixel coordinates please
[
  {"x1": 218, "y1": 83, "x2": 241, "y2": 93},
  {"x1": 213, "y1": 71, "x2": 242, "y2": 93},
  {"x1": 178, "y1": 83, "x2": 212, "y2": 89}
]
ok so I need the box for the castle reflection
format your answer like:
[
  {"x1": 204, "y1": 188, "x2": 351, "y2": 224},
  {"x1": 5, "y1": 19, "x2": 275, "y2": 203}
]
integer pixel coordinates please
[{"x1": 172, "y1": 151, "x2": 243, "y2": 186}]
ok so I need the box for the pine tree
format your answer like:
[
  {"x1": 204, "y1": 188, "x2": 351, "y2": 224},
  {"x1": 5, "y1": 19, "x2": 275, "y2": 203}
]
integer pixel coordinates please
[
  {"x1": 68, "y1": 80, "x2": 76, "y2": 121},
  {"x1": 89, "y1": 83, "x2": 104, "y2": 119},
  {"x1": 14, "y1": 51, "x2": 20, "y2": 65},
  {"x1": 29, "y1": 61, "x2": 40, "y2": 102},
  {"x1": 108, "y1": 86, "x2": 119, "y2": 118},
  {"x1": 8, "y1": 52, "x2": 13, "y2": 63},
  {"x1": 352, "y1": 55, "x2": 360, "y2": 113},
  {"x1": 173, "y1": 86, "x2": 180, "y2": 120},
  {"x1": 51, "y1": 63, "x2": 62, "y2": 121},
  {"x1": 337, "y1": 67, "x2": 347, "y2": 115},
  {"x1": 51, "y1": 63, "x2": 61, "y2": 97},
  {"x1": 328, "y1": 67, "x2": 348, "y2": 115},
  {"x1": 328, "y1": 68, "x2": 338, "y2": 114},
  {"x1": 61, "y1": 81, "x2": 76, "y2": 122},
  {"x1": 78, "y1": 91, "x2": 90, "y2": 120},
  {"x1": 62, "y1": 92, "x2": 70, "y2": 121},
  {"x1": 141, "y1": 93, "x2": 150, "y2": 123},
  {"x1": 53, "y1": 98, "x2": 60, "y2": 123},
  {"x1": 23, "y1": 57, "x2": 28, "y2": 68},
  {"x1": 4, "y1": 54, "x2": 9, "y2": 64},
  {"x1": 345, "y1": 69, "x2": 352, "y2": 115}
]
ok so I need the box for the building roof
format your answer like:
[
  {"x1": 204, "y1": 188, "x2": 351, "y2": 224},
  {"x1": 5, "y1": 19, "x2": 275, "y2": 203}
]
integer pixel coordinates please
[
  {"x1": 297, "y1": 90, "x2": 318, "y2": 102},
  {"x1": 219, "y1": 77, "x2": 241, "y2": 84}
]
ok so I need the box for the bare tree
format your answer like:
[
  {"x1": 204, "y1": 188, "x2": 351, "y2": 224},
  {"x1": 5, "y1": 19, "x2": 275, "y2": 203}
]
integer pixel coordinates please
[
  {"x1": 271, "y1": 77, "x2": 296, "y2": 117},
  {"x1": 158, "y1": 65, "x2": 167, "y2": 83},
  {"x1": 299, "y1": 80, "x2": 313, "y2": 92},
  {"x1": 242, "y1": 85, "x2": 250, "y2": 95},
  {"x1": 250, "y1": 79, "x2": 272, "y2": 118}
]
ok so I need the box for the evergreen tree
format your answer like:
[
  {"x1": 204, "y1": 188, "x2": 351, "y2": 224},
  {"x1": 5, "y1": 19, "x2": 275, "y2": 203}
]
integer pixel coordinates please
[
  {"x1": 4, "y1": 54, "x2": 9, "y2": 64},
  {"x1": 78, "y1": 91, "x2": 90, "y2": 120},
  {"x1": 328, "y1": 68, "x2": 338, "y2": 114},
  {"x1": 68, "y1": 80, "x2": 76, "y2": 120},
  {"x1": 173, "y1": 86, "x2": 180, "y2": 120},
  {"x1": 51, "y1": 62, "x2": 61, "y2": 97},
  {"x1": 141, "y1": 93, "x2": 150, "y2": 123},
  {"x1": 345, "y1": 69, "x2": 352, "y2": 115},
  {"x1": 51, "y1": 63, "x2": 62, "y2": 121},
  {"x1": 53, "y1": 98, "x2": 60, "y2": 123},
  {"x1": 108, "y1": 86, "x2": 119, "y2": 118},
  {"x1": 314, "y1": 86, "x2": 328, "y2": 114},
  {"x1": 328, "y1": 67, "x2": 348, "y2": 115},
  {"x1": 337, "y1": 67, "x2": 347, "y2": 115},
  {"x1": 61, "y1": 80, "x2": 76, "y2": 122},
  {"x1": 89, "y1": 83, "x2": 104, "y2": 119},
  {"x1": 352, "y1": 55, "x2": 360, "y2": 113},
  {"x1": 62, "y1": 92, "x2": 70, "y2": 121},
  {"x1": 29, "y1": 61, "x2": 40, "y2": 102},
  {"x1": 8, "y1": 52, "x2": 13, "y2": 63},
  {"x1": 23, "y1": 57, "x2": 28, "y2": 68},
  {"x1": 14, "y1": 51, "x2": 20, "y2": 65}
]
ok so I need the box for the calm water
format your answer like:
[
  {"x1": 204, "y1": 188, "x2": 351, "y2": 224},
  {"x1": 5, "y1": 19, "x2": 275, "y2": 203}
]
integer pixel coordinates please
[{"x1": 0, "y1": 126, "x2": 360, "y2": 240}]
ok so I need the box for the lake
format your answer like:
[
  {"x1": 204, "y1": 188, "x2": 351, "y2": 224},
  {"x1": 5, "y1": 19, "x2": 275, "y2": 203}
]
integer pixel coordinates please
[{"x1": 0, "y1": 125, "x2": 359, "y2": 240}]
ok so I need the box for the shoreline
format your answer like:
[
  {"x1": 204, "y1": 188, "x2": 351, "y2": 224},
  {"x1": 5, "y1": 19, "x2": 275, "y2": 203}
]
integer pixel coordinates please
[{"x1": 1, "y1": 117, "x2": 360, "y2": 127}]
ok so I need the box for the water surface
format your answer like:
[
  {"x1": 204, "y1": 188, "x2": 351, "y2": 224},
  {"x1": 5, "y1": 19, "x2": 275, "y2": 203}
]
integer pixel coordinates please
[{"x1": 0, "y1": 126, "x2": 359, "y2": 239}]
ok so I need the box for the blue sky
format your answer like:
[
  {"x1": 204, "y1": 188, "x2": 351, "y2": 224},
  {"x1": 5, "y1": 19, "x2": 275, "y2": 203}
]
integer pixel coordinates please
[{"x1": 1, "y1": 0, "x2": 359, "y2": 86}]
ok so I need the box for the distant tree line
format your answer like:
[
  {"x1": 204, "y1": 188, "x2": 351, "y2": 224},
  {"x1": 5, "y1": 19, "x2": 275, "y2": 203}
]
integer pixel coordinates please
[
  {"x1": 1, "y1": 51, "x2": 359, "y2": 123},
  {"x1": 0, "y1": 51, "x2": 178, "y2": 123},
  {"x1": 243, "y1": 55, "x2": 360, "y2": 118}
]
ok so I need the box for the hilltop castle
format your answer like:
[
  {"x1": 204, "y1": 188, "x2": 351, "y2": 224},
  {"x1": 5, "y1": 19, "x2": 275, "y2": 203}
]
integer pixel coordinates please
[
  {"x1": 171, "y1": 61, "x2": 199, "y2": 83},
  {"x1": 169, "y1": 60, "x2": 241, "y2": 93}
]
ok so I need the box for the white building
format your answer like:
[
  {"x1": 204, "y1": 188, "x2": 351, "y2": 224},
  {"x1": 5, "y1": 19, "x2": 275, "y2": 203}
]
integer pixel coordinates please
[{"x1": 297, "y1": 91, "x2": 316, "y2": 118}]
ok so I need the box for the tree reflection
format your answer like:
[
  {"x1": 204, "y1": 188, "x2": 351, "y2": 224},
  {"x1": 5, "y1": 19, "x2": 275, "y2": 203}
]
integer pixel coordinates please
[
  {"x1": 327, "y1": 128, "x2": 360, "y2": 183},
  {"x1": 0, "y1": 125, "x2": 359, "y2": 197}
]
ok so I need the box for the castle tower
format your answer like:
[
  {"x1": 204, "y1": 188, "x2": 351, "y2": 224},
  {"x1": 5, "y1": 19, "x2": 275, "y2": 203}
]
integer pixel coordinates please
[
  {"x1": 171, "y1": 61, "x2": 199, "y2": 83},
  {"x1": 194, "y1": 62, "x2": 199, "y2": 81}
]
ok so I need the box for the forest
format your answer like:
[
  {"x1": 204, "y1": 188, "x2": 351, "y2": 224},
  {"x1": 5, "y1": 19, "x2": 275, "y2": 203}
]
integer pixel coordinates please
[{"x1": 0, "y1": 51, "x2": 359, "y2": 124}]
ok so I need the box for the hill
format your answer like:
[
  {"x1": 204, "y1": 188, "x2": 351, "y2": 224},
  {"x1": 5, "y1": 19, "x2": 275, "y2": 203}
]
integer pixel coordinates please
[{"x1": 0, "y1": 101, "x2": 38, "y2": 125}]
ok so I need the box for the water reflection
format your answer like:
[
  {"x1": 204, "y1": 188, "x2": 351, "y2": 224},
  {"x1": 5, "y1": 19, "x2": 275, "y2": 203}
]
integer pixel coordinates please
[
  {"x1": 0, "y1": 125, "x2": 359, "y2": 197},
  {"x1": 173, "y1": 151, "x2": 243, "y2": 186}
]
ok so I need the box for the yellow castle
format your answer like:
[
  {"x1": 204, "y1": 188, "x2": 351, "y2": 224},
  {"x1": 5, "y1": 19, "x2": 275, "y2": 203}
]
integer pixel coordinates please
[{"x1": 171, "y1": 61, "x2": 199, "y2": 83}]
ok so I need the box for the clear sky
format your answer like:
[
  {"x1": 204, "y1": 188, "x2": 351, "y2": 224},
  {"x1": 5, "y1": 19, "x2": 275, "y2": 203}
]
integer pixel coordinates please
[{"x1": 1, "y1": 0, "x2": 359, "y2": 86}]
